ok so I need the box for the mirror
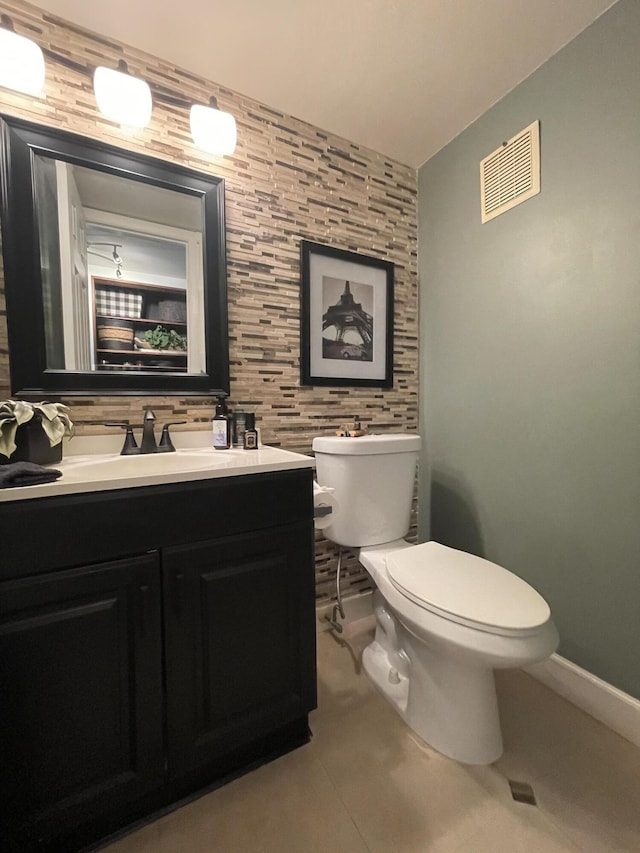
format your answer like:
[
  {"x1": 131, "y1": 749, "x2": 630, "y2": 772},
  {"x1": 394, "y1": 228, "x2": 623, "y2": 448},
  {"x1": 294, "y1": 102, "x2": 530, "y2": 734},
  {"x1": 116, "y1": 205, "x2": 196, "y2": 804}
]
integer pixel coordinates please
[{"x1": 0, "y1": 115, "x2": 229, "y2": 397}]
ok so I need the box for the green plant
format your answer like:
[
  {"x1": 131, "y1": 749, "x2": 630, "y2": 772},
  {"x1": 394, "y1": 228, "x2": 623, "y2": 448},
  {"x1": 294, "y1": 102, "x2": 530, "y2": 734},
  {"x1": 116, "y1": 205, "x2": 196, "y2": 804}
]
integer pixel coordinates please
[
  {"x1": 143, "y1": 325, "x2": 188, "y2": 351},
  {"x1": 0, "y1": 400, "x2": 75, "y2": 459}
]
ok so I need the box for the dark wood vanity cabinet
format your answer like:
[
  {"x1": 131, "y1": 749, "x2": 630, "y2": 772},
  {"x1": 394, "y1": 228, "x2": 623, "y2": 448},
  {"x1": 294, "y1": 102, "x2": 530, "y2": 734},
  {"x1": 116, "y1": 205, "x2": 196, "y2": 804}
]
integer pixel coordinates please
[
  {"x1": 0, "y1": 554, "x2": 165, "y2": 850},
  {"x1": 164, "y1": 524, "x2": 316, "y2": 780},
  {"x1": 0, "y1": 469, "x2": 316, "y2": 852}
]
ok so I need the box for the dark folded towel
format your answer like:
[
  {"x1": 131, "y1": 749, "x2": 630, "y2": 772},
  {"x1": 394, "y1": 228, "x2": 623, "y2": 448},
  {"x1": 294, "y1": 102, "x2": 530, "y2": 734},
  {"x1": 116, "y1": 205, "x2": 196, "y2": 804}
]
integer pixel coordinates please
[{"x1": 0, "y1": 461, "x2": 63, "y2": 489}]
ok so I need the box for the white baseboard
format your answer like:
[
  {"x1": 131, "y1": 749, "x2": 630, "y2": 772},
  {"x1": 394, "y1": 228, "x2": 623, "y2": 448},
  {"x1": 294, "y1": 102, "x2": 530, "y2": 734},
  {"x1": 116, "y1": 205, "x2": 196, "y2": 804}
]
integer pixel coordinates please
[{"x1": 526, "y1": 654, "x2": 640, "y2": 749}]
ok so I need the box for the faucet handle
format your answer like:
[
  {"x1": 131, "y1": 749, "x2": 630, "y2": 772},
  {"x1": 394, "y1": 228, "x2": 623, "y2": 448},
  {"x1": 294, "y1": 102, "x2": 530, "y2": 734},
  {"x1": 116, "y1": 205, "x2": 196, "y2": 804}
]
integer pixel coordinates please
[
  {"x1": 158, "y1": 421, "x2": 187, "y2": 452},
  {"x1": 103, "y1": 422, "x2": 141, "y2": 455}
]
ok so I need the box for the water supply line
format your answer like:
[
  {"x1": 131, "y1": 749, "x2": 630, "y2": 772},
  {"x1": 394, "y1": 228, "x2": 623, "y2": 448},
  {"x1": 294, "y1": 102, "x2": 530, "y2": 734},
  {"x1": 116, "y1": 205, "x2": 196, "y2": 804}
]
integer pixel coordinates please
[{"x1": 324, "y1": 547, "x2": 346, "y2": 633}]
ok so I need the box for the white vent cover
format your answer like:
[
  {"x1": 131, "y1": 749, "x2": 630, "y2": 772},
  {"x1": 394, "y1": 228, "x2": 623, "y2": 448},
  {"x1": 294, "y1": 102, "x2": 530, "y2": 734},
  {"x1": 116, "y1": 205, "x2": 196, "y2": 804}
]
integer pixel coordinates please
[{"x1": 480, "y1": 120, "x2": 540, "y2": 223}]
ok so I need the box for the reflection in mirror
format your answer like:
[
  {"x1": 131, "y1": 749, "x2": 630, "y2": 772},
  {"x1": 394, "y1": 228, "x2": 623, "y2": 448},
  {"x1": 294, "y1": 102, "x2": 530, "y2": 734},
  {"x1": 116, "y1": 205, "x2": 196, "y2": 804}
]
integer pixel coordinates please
[
  {"x1": 34, "y1": 158, "x2": 205, "y2": 376},
  {"x1": 0, "y1": 115, "x2": 229, "y2": 397}
]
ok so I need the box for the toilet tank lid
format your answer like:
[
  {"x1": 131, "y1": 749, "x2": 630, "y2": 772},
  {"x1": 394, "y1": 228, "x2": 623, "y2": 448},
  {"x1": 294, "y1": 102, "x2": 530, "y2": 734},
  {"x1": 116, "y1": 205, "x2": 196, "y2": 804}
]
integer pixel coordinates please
[{"x1": 312, "y1": 434, "x2": 421, "y2": 455}]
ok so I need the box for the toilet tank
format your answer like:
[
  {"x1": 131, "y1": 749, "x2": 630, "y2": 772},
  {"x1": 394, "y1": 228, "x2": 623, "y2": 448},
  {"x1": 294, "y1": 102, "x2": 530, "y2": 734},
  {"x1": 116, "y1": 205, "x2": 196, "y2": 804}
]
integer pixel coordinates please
[{"x1": 312, "y1": 434, "x2": 421, "y2": 548}]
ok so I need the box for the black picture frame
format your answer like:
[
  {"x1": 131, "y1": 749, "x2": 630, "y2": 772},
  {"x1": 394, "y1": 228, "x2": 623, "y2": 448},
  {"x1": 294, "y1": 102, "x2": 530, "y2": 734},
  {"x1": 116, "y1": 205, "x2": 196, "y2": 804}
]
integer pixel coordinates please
[{"x1": 300, "y1": 241, "x2": 394, "y2": 387}]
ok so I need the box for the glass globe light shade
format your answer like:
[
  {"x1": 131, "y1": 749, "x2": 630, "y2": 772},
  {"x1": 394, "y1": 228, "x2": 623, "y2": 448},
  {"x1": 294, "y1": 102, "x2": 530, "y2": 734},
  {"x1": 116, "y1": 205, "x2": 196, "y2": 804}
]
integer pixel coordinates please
[
  {"x1": 190, "y1": 102, "x2": 237, "y2": 156},
  {"x1": 0, "y1": 27, "x2": 45, "y2": 96},
  {"x1": 93, "y1": 65, "x2": 152, "y2": 128}
]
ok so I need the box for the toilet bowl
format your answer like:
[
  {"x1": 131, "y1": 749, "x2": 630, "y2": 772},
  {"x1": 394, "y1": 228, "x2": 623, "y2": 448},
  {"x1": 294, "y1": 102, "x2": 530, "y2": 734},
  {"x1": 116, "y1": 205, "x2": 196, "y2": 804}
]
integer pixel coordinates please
[
  {"x1": 359, "y1": 540, "x2": 558, "y2": 764},
  {"x1": 312, "y1": 433, "x2": 559, "y2": 765}
]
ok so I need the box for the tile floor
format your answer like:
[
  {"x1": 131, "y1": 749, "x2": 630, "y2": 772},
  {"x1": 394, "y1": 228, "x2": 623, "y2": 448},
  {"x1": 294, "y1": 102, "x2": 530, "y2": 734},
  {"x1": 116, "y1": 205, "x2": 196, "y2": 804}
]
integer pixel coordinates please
[{"x1": 104, "y1": 618, "x2": 640, "y2": 852}]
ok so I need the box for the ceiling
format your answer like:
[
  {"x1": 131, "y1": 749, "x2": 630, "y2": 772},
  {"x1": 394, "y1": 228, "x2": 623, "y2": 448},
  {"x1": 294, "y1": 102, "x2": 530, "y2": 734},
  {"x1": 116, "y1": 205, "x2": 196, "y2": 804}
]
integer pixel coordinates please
[{"x1": 33, "y1": 0, "x2": 618, "y2": 168}]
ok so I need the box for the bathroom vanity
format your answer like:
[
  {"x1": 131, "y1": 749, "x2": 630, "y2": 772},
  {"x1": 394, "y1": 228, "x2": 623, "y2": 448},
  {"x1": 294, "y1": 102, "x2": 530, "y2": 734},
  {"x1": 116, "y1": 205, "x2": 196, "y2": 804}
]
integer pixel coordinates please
[{"x1": 0, "y1": 446, "x2": 316, "y2": 852}]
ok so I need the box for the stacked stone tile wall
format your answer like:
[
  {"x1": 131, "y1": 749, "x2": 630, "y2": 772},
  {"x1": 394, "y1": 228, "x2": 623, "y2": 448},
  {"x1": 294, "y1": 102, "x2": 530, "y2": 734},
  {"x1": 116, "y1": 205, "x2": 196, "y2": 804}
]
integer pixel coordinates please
[{"x1": 0, "y1": 0, "x2": 419, "y2": 602}]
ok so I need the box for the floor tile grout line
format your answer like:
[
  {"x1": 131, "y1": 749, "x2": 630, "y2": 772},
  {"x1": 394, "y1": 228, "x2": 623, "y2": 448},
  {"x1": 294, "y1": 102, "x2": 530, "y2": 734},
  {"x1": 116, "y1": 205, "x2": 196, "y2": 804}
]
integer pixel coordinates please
[{"x1": 308, "y1": 746, "x2": 374, "y2": 852}]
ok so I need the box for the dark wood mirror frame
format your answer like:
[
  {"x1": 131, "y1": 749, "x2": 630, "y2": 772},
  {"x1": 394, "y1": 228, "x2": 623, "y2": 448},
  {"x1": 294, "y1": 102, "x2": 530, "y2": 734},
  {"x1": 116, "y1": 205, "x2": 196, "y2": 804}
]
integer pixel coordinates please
[{"x1": 0, "y1": 115, "x2": 229, "y2": 397}]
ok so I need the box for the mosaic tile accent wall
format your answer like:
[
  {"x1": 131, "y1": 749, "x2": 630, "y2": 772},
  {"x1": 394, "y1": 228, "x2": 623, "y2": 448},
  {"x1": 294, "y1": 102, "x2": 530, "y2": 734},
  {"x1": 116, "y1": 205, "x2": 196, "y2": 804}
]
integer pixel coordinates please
[{"x1": 0, "y1": 0, "x2": 419, "y2": 602}]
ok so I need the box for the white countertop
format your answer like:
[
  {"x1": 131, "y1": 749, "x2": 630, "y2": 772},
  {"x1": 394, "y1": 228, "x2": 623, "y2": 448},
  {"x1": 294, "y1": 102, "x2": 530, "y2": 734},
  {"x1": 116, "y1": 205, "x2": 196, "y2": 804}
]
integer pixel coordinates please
[{"x1": 0, "y1": 436, "x2": 314, "y2": 503}]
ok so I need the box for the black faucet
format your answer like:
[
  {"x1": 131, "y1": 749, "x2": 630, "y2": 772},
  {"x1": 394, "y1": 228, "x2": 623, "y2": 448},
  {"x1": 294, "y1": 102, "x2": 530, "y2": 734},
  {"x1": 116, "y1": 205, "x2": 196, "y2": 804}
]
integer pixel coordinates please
[
  {"x1": 104, "y1": 411, "x2": 187, "y2": 455},
  {"x1": 140, "y1": 409, "x2": 158, "y2": 454}
]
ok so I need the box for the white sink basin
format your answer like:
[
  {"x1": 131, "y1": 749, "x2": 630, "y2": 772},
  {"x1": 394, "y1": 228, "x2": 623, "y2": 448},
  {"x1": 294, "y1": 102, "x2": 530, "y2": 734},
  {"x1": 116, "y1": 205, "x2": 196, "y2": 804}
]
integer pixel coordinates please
[{"x1": 61, "y1": 449, "x2": 240, "y2": 479}]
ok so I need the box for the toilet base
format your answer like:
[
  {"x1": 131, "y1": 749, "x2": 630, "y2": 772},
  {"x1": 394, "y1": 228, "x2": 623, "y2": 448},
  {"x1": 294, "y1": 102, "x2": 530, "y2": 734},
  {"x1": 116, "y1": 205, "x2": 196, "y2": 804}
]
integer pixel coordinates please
[
  {"x1": 362, "y1": 633, "x2": 503, "y2": 765},
  {"x1": 363, "y1": 640, "x2": 410, "y2": 713}
]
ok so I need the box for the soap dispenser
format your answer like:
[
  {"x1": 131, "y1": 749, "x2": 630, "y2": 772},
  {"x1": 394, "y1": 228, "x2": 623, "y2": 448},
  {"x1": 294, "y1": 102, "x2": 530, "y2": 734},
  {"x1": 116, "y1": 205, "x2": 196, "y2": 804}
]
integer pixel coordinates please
[{"x1": 212, "y1": 396, "x2": 231, "y2": 450}]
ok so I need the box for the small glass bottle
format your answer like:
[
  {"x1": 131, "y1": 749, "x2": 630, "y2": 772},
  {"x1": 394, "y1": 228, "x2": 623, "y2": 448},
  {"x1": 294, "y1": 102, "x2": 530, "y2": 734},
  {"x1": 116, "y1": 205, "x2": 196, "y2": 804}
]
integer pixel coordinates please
[
  {"x1": 243, "y1": 413, "x2": 258, "y2": 450},
  {"x1": 212, "y1": 396, "x2": 231, "y2": 450},
  {"x1": 232, "y1": 410, "x2": 247, "y2": 447}
]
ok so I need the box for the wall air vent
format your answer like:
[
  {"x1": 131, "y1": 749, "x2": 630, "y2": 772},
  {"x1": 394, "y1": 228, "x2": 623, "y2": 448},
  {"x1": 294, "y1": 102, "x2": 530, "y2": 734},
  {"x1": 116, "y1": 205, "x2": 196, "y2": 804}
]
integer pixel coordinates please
[{"x1": 480, "y1": 120, "x2": 540, "y2": 223}]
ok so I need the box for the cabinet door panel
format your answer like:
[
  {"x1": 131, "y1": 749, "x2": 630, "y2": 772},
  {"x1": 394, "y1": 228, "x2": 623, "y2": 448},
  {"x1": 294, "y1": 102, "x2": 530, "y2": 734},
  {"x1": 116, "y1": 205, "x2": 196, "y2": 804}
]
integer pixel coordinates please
[
  {"x1": 164, "y1": 524, "x2": 315, "y2": 776},
  {"x1": 0, "y1": 554, "x2": 164, "y2": 848}
]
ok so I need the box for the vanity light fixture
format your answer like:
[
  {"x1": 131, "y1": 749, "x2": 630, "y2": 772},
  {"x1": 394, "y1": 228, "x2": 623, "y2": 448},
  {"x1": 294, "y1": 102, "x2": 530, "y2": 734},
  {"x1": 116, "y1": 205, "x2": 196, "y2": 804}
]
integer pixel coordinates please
[
  {"x1": 190, "y1": 96, "x2": 237, "y2": 156},
  {"x1": 0, "y1": 14, "x2": 45, "y2": 96},
  {"x1": 0, "y1": 17, "x2": 238, "y2": 153},
  {"x1": 93, "y1": 59, "x2": 152, "y2": 128}
]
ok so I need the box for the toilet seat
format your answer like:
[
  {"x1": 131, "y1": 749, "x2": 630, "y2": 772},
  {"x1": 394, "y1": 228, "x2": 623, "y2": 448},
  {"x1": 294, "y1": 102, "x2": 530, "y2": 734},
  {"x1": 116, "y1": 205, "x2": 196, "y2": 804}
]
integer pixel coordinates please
[{"x1": 385, "y1": 542, "x2": 551, "y2": 637}]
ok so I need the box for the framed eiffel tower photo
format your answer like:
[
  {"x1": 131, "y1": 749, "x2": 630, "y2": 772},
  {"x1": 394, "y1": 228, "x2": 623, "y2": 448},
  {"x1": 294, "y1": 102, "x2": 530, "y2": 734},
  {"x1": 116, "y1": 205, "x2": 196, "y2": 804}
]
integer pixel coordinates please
[{"x1": 300, "y1": 241, "x2": 394, "y2": 387}]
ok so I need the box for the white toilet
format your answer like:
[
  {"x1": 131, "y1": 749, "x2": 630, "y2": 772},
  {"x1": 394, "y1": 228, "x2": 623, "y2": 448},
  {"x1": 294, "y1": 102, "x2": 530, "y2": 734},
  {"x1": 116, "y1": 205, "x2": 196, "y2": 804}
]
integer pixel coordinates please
[{"x1": 313, "y1": 433, "x2": 558, "y2": 764}]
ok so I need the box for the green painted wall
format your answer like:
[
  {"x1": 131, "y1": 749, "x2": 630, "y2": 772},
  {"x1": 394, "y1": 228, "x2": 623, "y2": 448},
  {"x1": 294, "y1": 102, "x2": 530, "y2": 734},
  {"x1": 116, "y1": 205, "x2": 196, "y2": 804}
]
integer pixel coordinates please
[{"x1": 418, "y1": 0, "x2": 640, "y2": 699}]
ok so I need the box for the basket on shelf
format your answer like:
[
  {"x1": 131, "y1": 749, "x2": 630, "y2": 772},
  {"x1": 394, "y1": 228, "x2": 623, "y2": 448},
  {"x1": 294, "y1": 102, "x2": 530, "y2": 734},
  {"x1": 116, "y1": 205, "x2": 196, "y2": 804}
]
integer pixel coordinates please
[
  {"x1": 147, "y1": 297, "x2": 187, "y2": 323},
  {"x1": 96, "y1": 318, "x2": 134, "y2": 350}
]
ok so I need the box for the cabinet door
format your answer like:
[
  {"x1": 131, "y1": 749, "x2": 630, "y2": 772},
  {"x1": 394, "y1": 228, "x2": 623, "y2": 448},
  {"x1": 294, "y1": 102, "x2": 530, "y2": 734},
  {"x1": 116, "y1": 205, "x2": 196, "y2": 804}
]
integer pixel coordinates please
[
  {"x1": 164, "y1": 524, "x2": 316, "y2": 778},
  {"x1": 0, "y1": 554, "x2": 164, "y2": 850}
]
